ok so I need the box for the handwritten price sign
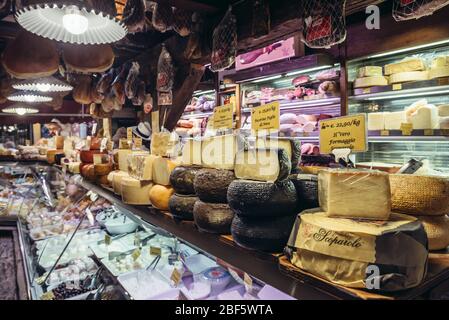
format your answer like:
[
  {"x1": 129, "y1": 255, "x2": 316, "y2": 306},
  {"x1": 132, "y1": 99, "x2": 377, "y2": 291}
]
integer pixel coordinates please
[
  {"x1": 251, "y1": 102, "x2": 280, "y2": 131},
  {"x1": 319, "y1": 114, "x2": 367, "y2": 154},
  {"x1": 213, "y1": 104, "x2": 234, "y2": 129}
]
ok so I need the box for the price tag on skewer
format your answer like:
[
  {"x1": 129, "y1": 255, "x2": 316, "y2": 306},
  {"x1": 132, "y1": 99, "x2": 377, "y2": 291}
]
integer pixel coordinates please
[
  {"x1": 132, "y1": 248, "x2": 141, "y2": 261},
  {"x1": 150, "y1": 246, "x2": 162, "y2": 256},
  {"x1": 170, "y1": 268, "x2": 182, "y2": 286},
  {"x1": 104, "y1": 234, "x2": 111, "y2": 246},
  {"x1": 40, "y1": 291, "x2": 55, "y2": 300}
]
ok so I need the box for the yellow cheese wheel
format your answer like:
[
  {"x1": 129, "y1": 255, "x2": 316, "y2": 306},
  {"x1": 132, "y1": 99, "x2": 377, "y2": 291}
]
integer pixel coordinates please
[
  {"x1": 81, "y1": 164, "x2": 95, "y2": 181},
  {"x1": 418, "y1": 215, "x2": 449, "y2": 250},
  {"x1": 94, "y1": 162, "x2": 113, "y2": 176},
  {"x1": 149, "y1": 185, "x2": 174, "y2": 211}
]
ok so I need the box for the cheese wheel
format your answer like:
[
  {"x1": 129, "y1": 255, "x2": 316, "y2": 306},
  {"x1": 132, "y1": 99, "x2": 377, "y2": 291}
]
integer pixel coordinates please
[
  {"x1": 94, "y1": 162, "x2": 113, "y2": 176},
  {"x1": 193, "y1": 200, "x2": 234, "y2": 234},
  {"x1": 120, "y1": 177, "x2": 153, "y2": 205},
  {"x1": 429, "y1": 67, "x2": 449, "y2": 79},
  {"x1": 112, "y1": 171, "x2": 129, "y2": 195},
  {"x1": 81, "y1": 164, "x2": 95, "y2": 181},
  {"x1": 152, "y1": 157, "x2": 179, "y2": 186},
  {"x1": 354, "y1": 76, "x2": 388, "y2": 88},
  {"x1": 88, "y1": 136, "x2": 102, "y2": 150},
  {"x1": 46, "y1": 149, "x2": 64, "y2": 164},
  {"x1": 168, "y1": 194, "x2": 198, "y2": 220},
  {"x1": 107, "y1": 170, "x2": 121, "y2": 184},
  {"x1": 169, "y1": 166, "x2": 201, "y2": 195},
  {"x1": 417, "y1": 215, "x2": 449, "y2": 251},
  {"x1": 97, "y1": 174, "x2": 110, "y2": 187},
  {"x1": 194, "y1": 169, "x2": 235, "y2": 203},
  {"x1": 80, "y1": 150, "x2": 106, "y2": 164},
  {"x1": 384, "y1": 58, "x2": 426, "y2": 75},
  {"x1": 389, "y1": 175, "x2": 449, "y2": 216},
  {"x1": 149, "y1": 185, "x2": 174, "y2": 211},
  {"x1": 289, "y1": 174, "x2": 319, "y2": 211}
]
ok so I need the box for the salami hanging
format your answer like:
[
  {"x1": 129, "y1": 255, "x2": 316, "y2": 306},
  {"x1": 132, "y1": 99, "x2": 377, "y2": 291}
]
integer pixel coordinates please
[
  {"x1": 210, "y1": 8, "x2": 237, "y2": 72},
  {"x1": 157, "y1": 45, "x2": 174, "y2": 106},
  {"x1": 301, "y1": 0, "x2": 347, "y2": 49},
  {"x1": 392, "y1": 0, "x2": 449, "y2": 21}
]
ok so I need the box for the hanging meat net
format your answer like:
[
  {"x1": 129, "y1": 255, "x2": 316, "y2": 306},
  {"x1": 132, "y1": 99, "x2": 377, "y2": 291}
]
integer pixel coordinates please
[
  {"x1": 210, "y1": 8, "x2": 237, "y2": 72},
  {"x1": 392, "y1": 0, "x2": 449, "y2": 21},
  {"x1": 173, "y1": 7, "x2": 193, "y2": 37},
  {"x1": 301, "y1": 0, "x2": 347, "y2": 49}
]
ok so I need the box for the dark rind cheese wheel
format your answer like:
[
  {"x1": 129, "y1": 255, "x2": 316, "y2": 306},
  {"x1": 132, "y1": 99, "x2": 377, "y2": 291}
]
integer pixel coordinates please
[
  {"x1": 289, "y1": 174, "x2": 319, "y2": 211},
  {"x1": 418, "y1": 215, "x2": 449, "y2": 251},
  {"x1": 168, "y1": 194, "x2": 198, "y2": 221},
  {"x1": 193, "y1": 200, "x2": 234, "y2": 234},
  {"x1": 169, "y1": 166, "x2": 201, "y2": 195},
  {"x1": 194, "y1": 169, "x2": 235, "y2": 203},
  {"x1": 227, "y1": 179, "x2": 298, "y2": 217},
  {"x1": 231, "y1": 214, "x2": 296, "y2": 253},
  {"x1": 80, "y1": 150, "x2": 106, "y2": 164}
]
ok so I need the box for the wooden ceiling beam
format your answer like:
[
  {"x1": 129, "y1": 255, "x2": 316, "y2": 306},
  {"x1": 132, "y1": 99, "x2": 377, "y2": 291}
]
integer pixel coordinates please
[{"x1": 149, "y1": 0, "x2": 221, "y2": 14}]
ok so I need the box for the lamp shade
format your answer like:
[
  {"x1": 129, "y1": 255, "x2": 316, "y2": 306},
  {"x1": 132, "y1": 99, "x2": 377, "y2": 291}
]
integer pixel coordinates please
[
  {"x1": 16, "y1": 1, "x2": 127, "y2": 45},
  {"x1": 12, "y1": 77, "x2": 73, "y2": 93},
  {"x1": 2, "y1": 106, "x2": 39, "y2": 115},
  {"x1": 7, "y1": 91, "x2": 53, "y2": 103}
]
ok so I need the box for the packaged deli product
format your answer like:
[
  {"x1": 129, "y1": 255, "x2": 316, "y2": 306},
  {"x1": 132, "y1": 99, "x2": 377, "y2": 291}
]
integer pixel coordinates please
[{"x1": 286, "y1": 211, "x2": 428, "y2": 291}]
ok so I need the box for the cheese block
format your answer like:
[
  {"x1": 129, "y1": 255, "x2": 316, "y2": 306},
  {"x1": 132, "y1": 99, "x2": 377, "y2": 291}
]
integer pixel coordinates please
[
  {"x1": 117, "y1": 149, "x2": 132, "y2": 172},
  {"x1": 440, "y1": 117, "x2": 449, "y2": 129},
  {"x1": 87, "y1": 136, "x2": 102, "y2": 150},
  {"x1": 107, "y1": 170, "x2": 120, "y2": 184},
  {"x1": 318, "y1": 169, "x2": 391, "y2": 220},
  {"x1": 384, "y1": 58, "x2": 426, "y2": 75},
  {"x1": 357, "y1": 66, "x2": 383, "y2": 78},
  {"x1": 407, "y1": 104, "x2": 439, "y2": 130},
  {"x1": 168, "y1": 194, "x2": 198, "y2": 220},
  {"x1": 127, "y1": 153, "x2": 156, "y2": 181},
  {"x1": 232, "y1": 214, "x2": 297, "y2": 253},
  {"x1": 438, "y1": 104, "x2": 449, "y2": 117},
  {"x1": 181, "y1": 139, "x2": 202, "y2": 166},
  {"x1": 384, "y1": 111, "x2": 407, "y2": 130},
  {"x1": 194, "y1": 169, "x2": 235, "y2": 203},
  {"x1": 151, "y1": 131, "x2": 179, "y2": 157},
  {"x1": 389, "y1": 71, "x2": 428, "y2": 84},
  {"x1": 227, "y1": 179, "x2": 298, "y2": 217},
  {"x1": 354, "y1": 76, "x2": 388, "y2": 88},
  {"x1": 46, "y1": 149, "x2": 64, "y2": 164},
  {"x1": 429, "y1": 67, "x2": 449, "y2": 79},
  {"x1": 94, "y1": 162, "x2": 113, "y2": 176},
  {"x1": 389, "y1": 174, "x2": 449, "y2": 216},
  {"x1": 80, "y1": 150, "x2": 106, "y2": 164},
  {"x1": 431, "y1": 56, "x2": 449, "y2": 68},
  {"x1": 417, "y1": 215, "x2": 449, "y2": 251},
  {"x1": 201, "y1": 134, "x2": 242, "y2": 170},
  {"x1": 169, "y1": 166, "x2": 201, "y2": 195},
  {"x1": 235, "y1": 148, "x2": 291, "y2": 182},
  {"x1": 193, "y1": 200, "x2": 234, "y2": 234},
  {"x1": 68, "y1": 162, "x2": 81, "y2": 174},
  {"x1": 255, "y1": 137, "x2": 301, "y2": 170},
  {"x1": 367, "y1": 112, "x2": 385, "y2": 131},
  {"x1": 112, "y1": 171, "x2": 129, "y2": 195},
  {"x1": 152, "y1": 157, "x2": 179, "y2": 186},
  {"x1": 149, "y1": 185, "x2": 174, "y2": 211},
  {"x1": 289, "y1": 174, "x2": 319, "y2": 211},
  {"x1": 120, "y1": 177, "x2": 153, "y2": 205},
  {"x1": 286, "y1": 211, "x2": 428, "y2": 291}
]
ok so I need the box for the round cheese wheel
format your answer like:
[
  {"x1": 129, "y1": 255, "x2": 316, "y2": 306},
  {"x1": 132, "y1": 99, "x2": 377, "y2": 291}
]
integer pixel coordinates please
[
  {"x1": 107, "y1": 170, "x2": 121, "y2": 184},
  {"x1": 289, "y1": 174, "x2": 319, "y2": 211},
  {"x1": 149, "y1": 185, "x2": 174, "y2": 211},
  {"x1": 80, "y1": 150, "x2": 106, "y2": 164},
  {"x1": 121, "y1": 177, "x2": 153, "y2": 205},
  {"x1": 81, "y1": 164, "x2": 95, "y2": 181},
  {"x1": 89, "y1": 137, "x2": 102, "y2": 150},
  {"x1": 193, "y1": 200, "x2": 234, "y2": 234},
  {"x1": 227, "y1": 179, "x2": 298, "y2": 217},
  {"x1": 193, "y1": 169, "x2": 235, "y2": 203},
  {"x1": 97, "y1": 174, "x2": 110, "y2": 187},
  {"x1": 231, "y1": 214, "x2": 297, "y2": 253},
  {"x1": 168, "y1": 194, "x2": 198, "y2": 221},
  {"x1": 169, "y1": 166, "x2": 201, "y2": 195},
  {"x1": 418, "y1": 215, "x2": 449, "y2": 250},
  {"x1": 94, "y1": 162, "x2": 113, "y2": 176}
]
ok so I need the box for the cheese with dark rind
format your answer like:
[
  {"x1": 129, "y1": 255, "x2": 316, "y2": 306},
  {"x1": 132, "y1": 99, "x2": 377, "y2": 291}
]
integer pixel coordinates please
[
  {"x1": 256, "y1": 137, "x2": 301, "y2": 171},
  {"x1": 234, "y1": 148, "x2": 291, "y2": 182},
  {"x1": 417, "y1": 215, "x2": 449, "y2": 250},
  {"x1": 193, "y1": 200, "x2": 234, "y2": 234},
  {"x1": 289, "y1": 174, "x2": 319, "y2": 211},
  {"x1": 286, "y1": 211, "x2": 428, "y2": 291},
  {"x1": 389, "y1": 174, "x2": 449, "y2": 216},
  {"x1": 227, "y1": 179, "x2": 298, "y2": 217},
  {"x1": 231, "y1": 214, "x2": 297, "y2": 253},
  {"x1": 169, "y1": 166, "x2": 201, "y2": 195},
  {"x1": 194, "y1": 169, "x2": 235, "y2": 203},
  {"x1": 168, "y1": 194, "x2": 198, "y2": 220}
]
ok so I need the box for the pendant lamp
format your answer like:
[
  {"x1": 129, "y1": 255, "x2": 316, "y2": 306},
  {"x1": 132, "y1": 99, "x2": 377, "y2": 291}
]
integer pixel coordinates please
[
  {"x1": 12, "y1": 77, "x2": 73, "y2": 93},
  {"x1": 7, "y1": 91, "x2": 53, "y2": 103}
]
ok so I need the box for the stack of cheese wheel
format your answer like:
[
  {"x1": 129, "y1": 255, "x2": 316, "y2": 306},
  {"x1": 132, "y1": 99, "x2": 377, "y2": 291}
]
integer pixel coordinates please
[
  {"x1": 390, "y1": 174, "x2": 449, "y2": 251},
  {"x1": 193, "y1": 168, "x2": 235, "y2": 234},
  {"x1": 285, "y1": 168, "x2": 429, "y2": 291},
  {"x1": 385, "y1": 57, "x2": 428, "y2": 85},
  {"x1": 168, "y1": 166, "x2": 201, "y2": 220},
  {"x1": 79, "y1": 137, "x2": 107, "y2": 182},
  {"x1": 228, "y1": 145, "x2": 299, "y2": 252},
  {"x1": 353, "y1": 66, "x2": 388, "y2": 89}
]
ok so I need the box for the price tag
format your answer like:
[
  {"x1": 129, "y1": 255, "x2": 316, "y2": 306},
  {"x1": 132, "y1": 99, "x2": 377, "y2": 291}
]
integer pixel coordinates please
[
  {"x1": 319, "y1": 114, "x2": 368, "y2": 154},
  {"x1": 392, "y1": 83, "x2": 402, "y2": 91},
  {"x1": 103, "y1": 118, "x2": 112, "y2": 138},
  {"x1": 36, "y1": 275, "x2": 46, "y2": 285},
  {"x1": 170, "y1": 268, "x2": 182, "y2": 286},
  {"x1": 133, "y1": 137, "x2": 143, "y2": 149},
  {"x1": 92, "y1": 123, "x2": 97, "y2": 136},
  {"x1": 100, "y1": 138, "x2": 108, "y2": 152},
  {"x1": 424, "y1": 129, "x2": 434, "y2": 136},
  {"x1": 362, "y1": 88, "x2": 371, "y2": 94},
  {"x1": 380, "y1": 130, "x2": 390, "y2": 136},
  {"x1": 104, "y1": 234, "x2": 112, "y2": 246},
  {"x1": 152, "y1": 110, "x2": 160, "y2": 134},
  {"x1": 251, "y1": 102, "x2": 280, "y2": 131},
  {"x1": 134, "y1": 232, "x2": 141, "y2": 247},
  {"x1": 40, "y1": 291, "x2": 55, "y2": 300},
  {"x1": 150, "y1": 246, "x2": 162, "y2": 256},
  {"x1": 93, "y1": 154, "x2": 103, "y2": 165},
  {"x1": 119, "y1": 139, "x2": 130, "y2": 149},
  {"x1": 244, "y1": 272, "x2": 253, "y2": 293},
  {"x1": 213, "y1": 104, "x2": 234, "y2": 129},
  {"x1": 90, "y1": 192, "x2": 98, "y2": 202},
  {"x1": 438, "y1": 77, "x2": 449, "y2": 86},
  {"x1": 107, "y1": 140, "x2": 114, "y2": 151},
  {"x1": 127, "y1": 127, "x2": 133, "y2": 141},
  {"x1": 302, "y1": 132, "x2": 310, "y2": 137},
  {"x1": 132, "y1": 248, "x2": 141, "y2": 261},
  {"x1": 400, "y1": 123, "x2": 413, "y2": 136}
]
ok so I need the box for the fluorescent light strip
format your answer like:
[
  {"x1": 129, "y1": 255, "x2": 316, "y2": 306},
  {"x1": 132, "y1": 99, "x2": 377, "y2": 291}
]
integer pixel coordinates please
[
  {"x1": 251, "y1": 75, "x2": 282, "y2": 83},
  {"x1": 368, "y1": 39, "x2": 449, "y2": 59},
  {"x1": 367, "y1": 89, "x2": 449, "y2": 101},
  {"x1": 285, "y1": 65, "x2": 332, "y2": 77},
  {"x1": 193, "y1": 89, "x2": 215, "y2": 96}
]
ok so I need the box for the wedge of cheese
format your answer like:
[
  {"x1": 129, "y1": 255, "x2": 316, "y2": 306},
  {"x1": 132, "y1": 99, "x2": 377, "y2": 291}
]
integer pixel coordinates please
[
  {"x1": 318, "y1": 169, "x2": 391, "y2": 220},
  {"x1": 384, "y1": 111, "x2": 407, "y2": 130},
  {"x1": 367, "y1": 112, "x2": 385, "y2": 131},
  {"x1": 120, "y1": 177, "x2": 153, "y2": 205},
  {"x1": 255, "y1": 137, "x2": 301, "y2": 169},
  {"x1": 429, "y1": 67, "x2": 449, "y2": 79},
  {"x1": 117, "y1": 149, "x2": 133, "y2": 172},
  {"x1": 127, "y1": 152, "x2": 156, "y2": 181},
  {"x1": 354, "y1": 76, "x2": 388, "y2": 88},
  {"x1": 181, "y1": 138, "x2": 202, "y2": 166},
  {"x1": 384, "y1": 58, "x2": 426, "y2": 75},
  {"x1": 201, "y1": 134, "x2": 242, "y2": 170},
  {"x1": 152, "y1": 157, "x2": 179, "y2": 186},
  {"x1": 389, "y1": 71, "x2": 428, "y2": 84},
  {"x1": 357, "y1": 66, "x2": 383, "y2": 78},
  {"x1": 407, "y1": 104, "x2": 439, "y2": 130},
  {"x1": 431, "y1": 56, "x2": 449, "y2": 68}
]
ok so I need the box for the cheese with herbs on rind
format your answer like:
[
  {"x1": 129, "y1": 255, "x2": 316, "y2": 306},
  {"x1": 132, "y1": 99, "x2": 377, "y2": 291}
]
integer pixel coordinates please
[
  {"x1": 169, "y1": 166, "x2": 201, "y2": 195},
  {"x1": 168, "y1": 194, "x2": 198, "y2": 220},
  {"x1": 194, "y1": 169, "x2": 235, "y2": 203},
  {"x1": 193, "y1": 200, "x2": 234, "y2": 234}
]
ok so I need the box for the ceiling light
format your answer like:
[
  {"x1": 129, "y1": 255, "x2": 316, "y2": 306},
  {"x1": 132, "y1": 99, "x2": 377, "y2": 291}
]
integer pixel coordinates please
[
  {"x1": 366, "y1": 39, "x2": 449, "y2": 59},
  {"x1": 15, "y1": 2, "x2": 127, "y2": 45},
  {"x1": 7, "y1": 91, "x2": 53, "y2": 103},
  {"x1": 285, "y1": 65, "x2": 333, "y2": 77},
  {"x1": 13, "y1": 77, "x2": 73, "y2": 93},
  {"x1": 2, "y1": 106, "x2": 39, "y2": 115}
]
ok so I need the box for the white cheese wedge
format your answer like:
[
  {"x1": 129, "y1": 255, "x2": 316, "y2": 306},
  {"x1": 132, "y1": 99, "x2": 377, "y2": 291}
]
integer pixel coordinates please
[
  {"x1": 429, "y1": 67, "x2": 449, "y2": 79},
  {"x1": 117, "y1": 149, "x2": 133, "y2": 172},
  {"x1": 438, "y1": 104, "x2": 449, "y2": 117},
  {"x1": 431, "y1": 56, "x2": 449, "y2": 68},
  {"x1": 389, "y1": 71, "x2": 429, "y2": 84},
  {"x1": 384, "y1": 111, "x2": 407, "y2": 130},
  {"x1": 384, "y1": 58, "x2": 426, "y2": 75},
  {"x1": 367, "y1": 112, "x2": 385, "y2": 131},
  {"x1": 357, "y1": 66, "x2": 383, "y2": 78},
  {"x1": 407, "y1": 104, "x2": 439, "y2": 130},
  {"x1": 201, "y1": 135, "x2": 241, "y2": 170},
  {"x1": 152, "y1": 157, "x2": 179, "y2": 186},
  {"x1": 318, "y1": 169, "x2": 391, "y2": 220},
  {"x1": 128, "y1": 153, "x2": 157, "y2": 181},
  {"x1": 354, "y1": 76, "x2": 388, "y2": 88},
  {"x1": 120, "y1": 177, "x2": 153, "y2": 205},
  {"x1": 181, "y1": 139, "x2": 202, "y2": 166}
]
